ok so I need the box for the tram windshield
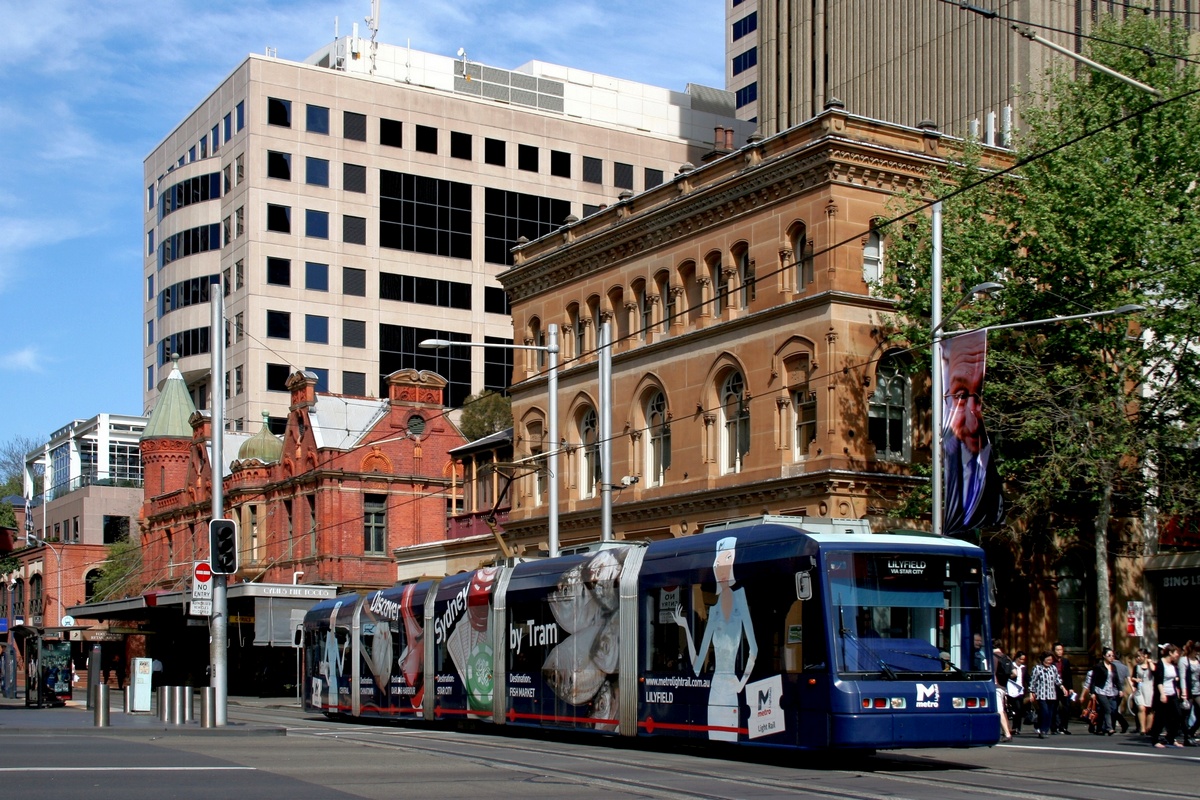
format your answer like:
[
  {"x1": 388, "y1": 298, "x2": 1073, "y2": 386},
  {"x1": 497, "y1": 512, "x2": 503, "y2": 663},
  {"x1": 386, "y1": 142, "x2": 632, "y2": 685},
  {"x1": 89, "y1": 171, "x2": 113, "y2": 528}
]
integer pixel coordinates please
[{"x1": 826, "y1": 551, "x2": 987, "y2": 678}]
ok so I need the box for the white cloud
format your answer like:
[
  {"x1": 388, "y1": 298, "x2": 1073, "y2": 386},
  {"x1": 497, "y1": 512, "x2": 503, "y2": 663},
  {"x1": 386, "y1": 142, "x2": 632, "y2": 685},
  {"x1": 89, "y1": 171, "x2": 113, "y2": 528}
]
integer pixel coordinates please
[{"x1": 0, "y1": 347, "x2": 45, "y2": 372}]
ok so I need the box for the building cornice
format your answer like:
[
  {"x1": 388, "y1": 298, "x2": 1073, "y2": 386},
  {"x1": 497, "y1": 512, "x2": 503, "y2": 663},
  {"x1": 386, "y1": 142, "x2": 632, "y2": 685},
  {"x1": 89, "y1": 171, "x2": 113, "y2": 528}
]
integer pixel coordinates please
[{"x1": 500, "y1": 127, "x2": 941, "y2": 303}]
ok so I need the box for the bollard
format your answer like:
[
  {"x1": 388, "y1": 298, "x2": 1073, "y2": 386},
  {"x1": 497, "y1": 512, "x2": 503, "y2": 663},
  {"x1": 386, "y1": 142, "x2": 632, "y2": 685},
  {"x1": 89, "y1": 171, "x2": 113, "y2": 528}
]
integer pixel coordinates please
[
  {"x1": 199, "y1": 687, "x2": 215, "y2": 728},
  {"x1": 124, "y1": 685, "x2": 133, "y2": 714},
  {"x1": 94, "y1": 684, "x2": 110, "y2": 727},
  {"x1": 182, "y1": 685, "x2": 194, "y2": 722},
  {"x1": 158, "y1": 686, "x2": 172, "y2": 722},
  {"x1": 171, "y1": 685, "x2": 186, "y2": 724}
]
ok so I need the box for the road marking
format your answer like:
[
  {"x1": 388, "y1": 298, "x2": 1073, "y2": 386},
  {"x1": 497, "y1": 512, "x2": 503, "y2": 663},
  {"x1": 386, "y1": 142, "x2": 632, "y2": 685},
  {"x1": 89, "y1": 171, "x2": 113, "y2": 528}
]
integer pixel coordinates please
[
  {"x1": 0, "y1": 766, "x2": 256, "y2": 772},
  {"x1": 1002, "y1": 743, "x2": 1200, "y2": 760}
]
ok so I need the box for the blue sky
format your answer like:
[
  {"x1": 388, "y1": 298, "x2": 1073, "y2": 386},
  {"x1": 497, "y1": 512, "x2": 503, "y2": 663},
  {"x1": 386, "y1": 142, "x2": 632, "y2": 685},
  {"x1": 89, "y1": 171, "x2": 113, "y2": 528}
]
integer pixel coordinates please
[{"x1": 0, "y1": 0, "x2": 726, "y2": 447}]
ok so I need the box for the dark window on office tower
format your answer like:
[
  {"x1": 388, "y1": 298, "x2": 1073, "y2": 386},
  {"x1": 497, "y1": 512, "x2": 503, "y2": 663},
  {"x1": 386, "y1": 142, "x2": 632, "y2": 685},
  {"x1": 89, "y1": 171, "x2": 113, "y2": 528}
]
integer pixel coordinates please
[
  {"x1": 267, "y1": 97, "x2": 291, "y2": 127},
  {"x1": 484, "y1": 286, "x2": 510, "y2": 315},
  {"x1": 343, "y1": 371, "x2": 367, "y2": 396},
  {"x1": 343, "y1": 215, "x2": 367, "y2": 245},
  {"x1": 518, "y1": 144, "x2": 539, "y2": 173},
  {"x1": 484, "y1": 188, "x2": 571, "y2": 265},
  {"x1": 343, "y1": 319, "x2": 367, "y2": 348},
  {"x1": 267, "y1": 257, "x2": 291, "y2": 286},
  {"x1": 484, "y1": 336, "x2": 514, "y2": 394},
  {"x1": 267, "y1": 363, "x2": 290, "y2": 392},
  {"x1": 380, "y1": 118, "x2": 403, "y2": 148},
  {"x1": 645, "y1": 167, "x2": 664, "y2": 189},
  {"x1": 732, "y1": 11, "x2": 757, "y2": 41},
  {"x1": 582, "y1": 156, "x2": 603, "y2": 184},
  {"x1": 306, "y1": 368, "x2": 330, "y2": 392},
  {"x1": 102, "y1": 516, "x2": 129, "y2": 545},
  {"x1": 583, "y1": 204, "x2": 603, "y2": 218},
  {"x1": 306, "y1": 157, "x2": 329, "y2": 186},
  {"x1": 380, "y1": 272, "x2": 471, "y2": 310},
  {"x1": 379, "y1": 170, "x2": 471, "y2": 259},
  {"x1": 266, "y1": 310, "x2": 291, "y2": 339},
  {"x1": 614, "y1": 162, "x2": 634, "y2": 190},
  {"x1": 344, "y1": 111, "x2": 367, "y2": 142},
  {"x1": 343, "y1": 267, "x2": 367, "y2": 297},
  {"x1": 307, "y1": 104, "x2": 330, "y2": 134},
  {"x1": 267, "y1": 151, "x2": 291, "y2": 180},
  {"x1": 732, "y1": 47, "x2": 758, "y2": 76},
  {"x1": 305, "y1": 262, "x2": 328, "y2": 291},
  {"x1": 450, "y1": 131, "x2": 472, "y2": 160},
  {"x1": 306, "y1": 209, "x2": 329, "y2": 239},
  {"x1": 305, "y1": 315, "x2": 329, "y2": 344},
  {"x1": 550, "y1": 150, "x2": 571, "y2": 178},
  {"x1": 266, "y1": 204, "x2": 291, "y2": 233},
  {"x1": 736, "y1": 83, "x2": 758, "y2": 108},
  {"x1": 157, "y1": 327, "x2": 210, "y2": 365},
  {"x1": 379, "y1": 325, "x2": 471, "y2": 407},
  {"x1": 415, "y1": 125, "x2": 437, "y2": 154},
  {"x1": 484, "y1": 138, "x2": 506, "y2": 166},
  {"x1": 344, "y1": 163, "x2": 367, "y2": 193}
]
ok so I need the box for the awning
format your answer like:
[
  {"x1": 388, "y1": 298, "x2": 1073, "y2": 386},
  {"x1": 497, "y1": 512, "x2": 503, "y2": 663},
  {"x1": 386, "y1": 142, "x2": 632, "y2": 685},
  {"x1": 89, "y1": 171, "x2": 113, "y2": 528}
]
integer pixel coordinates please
[{"x1": 1144, "y1": 551, "x2": 1200, "y2": 572}]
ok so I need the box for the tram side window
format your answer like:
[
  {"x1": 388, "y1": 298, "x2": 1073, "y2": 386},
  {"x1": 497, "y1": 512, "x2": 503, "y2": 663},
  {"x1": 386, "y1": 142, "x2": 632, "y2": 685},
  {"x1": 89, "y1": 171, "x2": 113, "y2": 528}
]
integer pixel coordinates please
[
  {"x1": 782, "y1": 595, "x2": 828, "y2": 673},
  {"x1": 641, "y1": 585, "x2": 706, "y2": 673}
]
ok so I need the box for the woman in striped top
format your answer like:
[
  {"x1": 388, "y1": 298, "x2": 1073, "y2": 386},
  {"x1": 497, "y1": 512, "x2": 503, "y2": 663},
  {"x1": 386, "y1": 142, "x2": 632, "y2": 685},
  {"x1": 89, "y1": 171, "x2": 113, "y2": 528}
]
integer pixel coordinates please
[{"x1": 1029, "y1": 651, "x2": 1063, "y2": 739}]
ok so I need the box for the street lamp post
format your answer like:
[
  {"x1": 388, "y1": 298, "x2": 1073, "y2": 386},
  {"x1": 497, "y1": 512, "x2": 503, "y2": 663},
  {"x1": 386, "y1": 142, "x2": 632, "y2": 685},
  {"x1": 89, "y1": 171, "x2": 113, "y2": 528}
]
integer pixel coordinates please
[{"x1": 421, "y1": 325, "x2": 560, "y2": 557}]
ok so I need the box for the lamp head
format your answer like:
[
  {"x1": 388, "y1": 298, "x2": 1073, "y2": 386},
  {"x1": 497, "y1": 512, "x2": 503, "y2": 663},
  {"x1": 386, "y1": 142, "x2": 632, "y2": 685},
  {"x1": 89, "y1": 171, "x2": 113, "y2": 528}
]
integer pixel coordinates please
[{"x1": 419, "y1": 339, "x2": 453, "y2": 350}]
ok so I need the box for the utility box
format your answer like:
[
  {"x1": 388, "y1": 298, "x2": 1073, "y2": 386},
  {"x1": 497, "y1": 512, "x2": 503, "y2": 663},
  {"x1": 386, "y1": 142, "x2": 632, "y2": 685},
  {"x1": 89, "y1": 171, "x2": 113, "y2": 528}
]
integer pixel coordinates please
[{"x1": 130, "y1": 657, "x2": 153, "y2": 712}]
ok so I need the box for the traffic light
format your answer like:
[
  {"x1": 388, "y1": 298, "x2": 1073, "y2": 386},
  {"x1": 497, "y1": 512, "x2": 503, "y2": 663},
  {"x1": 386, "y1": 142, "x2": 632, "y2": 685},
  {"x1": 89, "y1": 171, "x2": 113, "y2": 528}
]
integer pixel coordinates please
[{"x1": 209, "y1": 518, "x2": 239, "y2": 575}]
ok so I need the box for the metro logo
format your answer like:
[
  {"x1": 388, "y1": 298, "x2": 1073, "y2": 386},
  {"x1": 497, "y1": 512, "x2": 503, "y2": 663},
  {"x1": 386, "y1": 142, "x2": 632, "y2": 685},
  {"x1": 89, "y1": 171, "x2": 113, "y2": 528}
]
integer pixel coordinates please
[{"x1": 916, "y1": 683, "x2": 940, "y2": 708}]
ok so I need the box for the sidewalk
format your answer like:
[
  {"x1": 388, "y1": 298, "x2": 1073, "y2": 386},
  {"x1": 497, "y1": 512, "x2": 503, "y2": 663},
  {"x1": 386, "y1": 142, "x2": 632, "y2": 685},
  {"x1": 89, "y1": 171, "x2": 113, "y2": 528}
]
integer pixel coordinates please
[{"x1": 0, "y1": 689, "x2": 288, "y2": 735}]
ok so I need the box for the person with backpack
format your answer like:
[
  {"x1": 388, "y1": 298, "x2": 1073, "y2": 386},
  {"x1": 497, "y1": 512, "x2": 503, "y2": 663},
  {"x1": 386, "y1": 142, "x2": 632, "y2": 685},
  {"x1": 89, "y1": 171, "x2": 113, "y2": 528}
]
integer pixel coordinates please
[{"x1": 993, "y1": 640, "x2": 1017, "y2": 741}]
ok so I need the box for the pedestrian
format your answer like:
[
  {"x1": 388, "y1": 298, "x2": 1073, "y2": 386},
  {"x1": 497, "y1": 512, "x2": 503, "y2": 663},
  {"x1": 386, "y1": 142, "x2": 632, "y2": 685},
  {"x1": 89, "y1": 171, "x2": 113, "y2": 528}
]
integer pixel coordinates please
[
  {"x1": 1029, "y1": 651, "x2": 1063, "y2": 739},
  {"x1": 1010, "y1": 651, "x2": 1029, "y2": 734},
  {"x1": 1132, "y1": 647, "x2": 1156, "y2": 735},
  {"x1": 993, "y1": 639, "x2": 1016, "y2": 741},
  {"x1": 1080, "y1": 647, "x2": 1122, "y2": 735},
  {"x1": 1181, "y1": 640, "x2": 1199, "y2": 746},
  {"x1": 1052, "y1": 642, "x2": 1074, "y2": 734},
  {"x1": 1110, "y1": 649, "x2": 1132, "y2": 734},
  {"x1": 1149, "y1": 644, "x2": 1185, "y2": 748}
]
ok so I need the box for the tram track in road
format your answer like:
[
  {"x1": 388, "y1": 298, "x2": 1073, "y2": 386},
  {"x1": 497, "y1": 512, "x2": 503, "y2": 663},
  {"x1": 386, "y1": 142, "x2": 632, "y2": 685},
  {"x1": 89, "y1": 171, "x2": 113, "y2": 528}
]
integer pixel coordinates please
[{"x1": 227, "y1": 706, "x2": 1197, "y2": 800}]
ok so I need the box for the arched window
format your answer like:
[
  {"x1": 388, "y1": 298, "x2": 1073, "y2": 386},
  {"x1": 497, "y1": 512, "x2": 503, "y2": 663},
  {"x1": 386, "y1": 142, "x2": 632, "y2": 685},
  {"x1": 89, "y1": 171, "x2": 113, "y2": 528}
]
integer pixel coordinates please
[
  {"x1": 0, "y1": 580, "x2": 7, "y2": 617},
  {"x1": 13, "y1": 578, "x2": 24, "y2": 617},
  {"x1": 568, "y1": 304, "x2": 585, "y2": 358},
  {"x1": 868, "y1": 354, "x2": 910, "y2": 461},
  {"x1": 735, "y1": 245, "x2": 755, "y2": 308},
  {"x1": 633, "y1": 279, "x2": 650, "y2": 340},
  {"x1": 790, "y1": 223, "x2": 813, "y2": 290},
  {"x1": 786, "y1": 354, "x2": 816, "y2": 459},
  {"x1": 85, "y1": 570, "x2": 103, "y2": 603},
  {"x1": 579, "y1": 407, "x2": 600, "y2": 498},
  {"x1": 646, "y1": 390, "x2": 671, "y2": 486},
  {"x1": 721, "y1": 371, "x2": 750, "y2": 474},
  {"x1": 655, "y1": 271, "x2": 673, "y2": 334},
  {"x1": 526, "y1": 419, "x2": 546, "y2": 505},
  {"x1": 706, "y1": 252, "x2": 726, "y2": 317},
  {"x1": 679, "y1": 260, "x2": 702, "y2": 326},
  {"x1": 587, "y1": 296, "x2": 602, "y2": 349},
  {"x1": 1056, "y1": 561, "x2": 1087, "y2": 650},
  {"x1": 528, "y1": 317, "x2": 546, "y2": 369},
  {"x1": 29, "y1": 574, "x2": 43, "y2": 617},
  {"x1": 863, "y1": 229, "x2": 884, "y2": 285}
]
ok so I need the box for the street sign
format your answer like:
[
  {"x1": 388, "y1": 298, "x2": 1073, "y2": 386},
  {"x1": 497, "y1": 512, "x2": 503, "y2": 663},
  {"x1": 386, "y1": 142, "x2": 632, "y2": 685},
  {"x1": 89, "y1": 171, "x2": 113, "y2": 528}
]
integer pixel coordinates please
[
  {"x1": 191, "y1": 561, "x2": 214, "y2": 617},
  {"x1": 193, "y1": 561, "x2": 213, "y2": 598}
]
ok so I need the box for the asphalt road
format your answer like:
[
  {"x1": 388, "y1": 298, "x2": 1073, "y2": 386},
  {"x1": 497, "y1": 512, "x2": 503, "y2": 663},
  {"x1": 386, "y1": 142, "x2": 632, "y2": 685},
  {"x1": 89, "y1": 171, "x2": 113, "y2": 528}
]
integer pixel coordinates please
[{"x1": 2, "y1": 700, "x2": 1197, "y2": 799}]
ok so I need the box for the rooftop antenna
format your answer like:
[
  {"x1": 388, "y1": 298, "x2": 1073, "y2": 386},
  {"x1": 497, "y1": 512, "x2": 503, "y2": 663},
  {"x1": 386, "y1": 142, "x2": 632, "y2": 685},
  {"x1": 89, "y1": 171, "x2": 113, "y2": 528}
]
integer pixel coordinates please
[{"x1": 366, "y1": 0, "x2": 380, "y2": 74}]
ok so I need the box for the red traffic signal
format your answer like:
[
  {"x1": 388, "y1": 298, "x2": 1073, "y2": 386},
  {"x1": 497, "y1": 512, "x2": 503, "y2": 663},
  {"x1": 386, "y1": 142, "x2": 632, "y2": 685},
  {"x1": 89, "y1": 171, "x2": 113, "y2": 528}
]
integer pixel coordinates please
[{"x1": 209, "y1": 518, "x2": 239, "y2": 575}]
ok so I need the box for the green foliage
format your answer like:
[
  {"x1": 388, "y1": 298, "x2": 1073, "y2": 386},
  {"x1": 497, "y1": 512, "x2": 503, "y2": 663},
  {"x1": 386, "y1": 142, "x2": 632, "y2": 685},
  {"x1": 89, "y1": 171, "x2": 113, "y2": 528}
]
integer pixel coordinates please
[
  {"x1": 458, "y1": 391, "x2": 513, "y2": 442},
  {"x1": 91, "y1": 536, "x2": 143, "y2": 601},
  {"x1": 880, "y1": 15, "x2": 1200, "y2": 536},
  {"x1": 0, "y1": 501, "x2": 14, "y2": 530}
]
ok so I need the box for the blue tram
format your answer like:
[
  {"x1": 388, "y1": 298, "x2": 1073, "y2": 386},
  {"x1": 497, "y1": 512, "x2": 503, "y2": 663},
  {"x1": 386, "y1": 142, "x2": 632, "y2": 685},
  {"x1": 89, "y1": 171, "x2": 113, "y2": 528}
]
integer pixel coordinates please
[{"x1": 302, "y1": 516, "x2": 999, "y2": 751}]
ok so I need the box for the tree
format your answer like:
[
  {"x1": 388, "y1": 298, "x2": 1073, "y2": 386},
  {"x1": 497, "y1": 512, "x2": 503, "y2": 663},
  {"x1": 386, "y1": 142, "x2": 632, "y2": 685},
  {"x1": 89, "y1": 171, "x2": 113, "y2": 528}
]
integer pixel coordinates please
[
  {"x1": 0, "y1": 434, "x2": 40, "y2": 498},
  {"x1": 881, "y1": 14, "x2": 1200, "y2": 648},
  {"x1": 458, "y1": 391, "x2": 513, "y2": 442},
  {"x1": 91, "y1": 536, "x2": 143, "y2": 601}
]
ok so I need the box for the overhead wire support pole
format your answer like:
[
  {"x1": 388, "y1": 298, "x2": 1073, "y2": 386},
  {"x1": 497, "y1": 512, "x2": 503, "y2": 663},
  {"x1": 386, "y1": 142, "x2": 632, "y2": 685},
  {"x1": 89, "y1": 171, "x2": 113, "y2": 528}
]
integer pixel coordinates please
[
  {"x1": 1011, "y1": 25, "x2": 1163, "y2": 98},
  {"x1": 931, "y1": 203, "x2": 945, "y2": 538},
  {"x1": 209, "y1": 275, "x2": 228, "y2": 726}
]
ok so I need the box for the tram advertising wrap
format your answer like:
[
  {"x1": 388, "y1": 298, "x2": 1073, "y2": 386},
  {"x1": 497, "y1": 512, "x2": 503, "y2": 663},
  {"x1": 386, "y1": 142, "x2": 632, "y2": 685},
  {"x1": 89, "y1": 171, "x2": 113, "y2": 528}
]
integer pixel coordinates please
[{"x1": 301, "y1": 517, "x2": 1000, "y2": 752}]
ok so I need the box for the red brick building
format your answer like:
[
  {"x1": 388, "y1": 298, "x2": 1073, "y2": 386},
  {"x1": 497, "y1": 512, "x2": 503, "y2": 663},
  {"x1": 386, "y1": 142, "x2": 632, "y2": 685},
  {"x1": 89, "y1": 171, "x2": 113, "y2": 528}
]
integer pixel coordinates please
[{"x1": 72, "y1": 361, "x2": 468, "y2": 694}]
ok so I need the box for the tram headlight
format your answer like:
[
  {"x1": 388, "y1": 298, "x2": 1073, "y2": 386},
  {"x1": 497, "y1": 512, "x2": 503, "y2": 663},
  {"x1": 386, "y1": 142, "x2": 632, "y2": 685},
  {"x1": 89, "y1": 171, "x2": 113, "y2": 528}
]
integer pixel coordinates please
[{"x1": 952, "y1": 697, "x2": 966, "y2": 709}]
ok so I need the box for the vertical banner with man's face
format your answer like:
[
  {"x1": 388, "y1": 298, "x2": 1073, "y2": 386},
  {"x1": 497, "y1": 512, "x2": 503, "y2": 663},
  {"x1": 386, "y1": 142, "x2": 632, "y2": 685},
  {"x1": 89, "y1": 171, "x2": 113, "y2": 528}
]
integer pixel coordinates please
[{"x1": 941, "y1": 330, "x2": 1005, "y2": 534}]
